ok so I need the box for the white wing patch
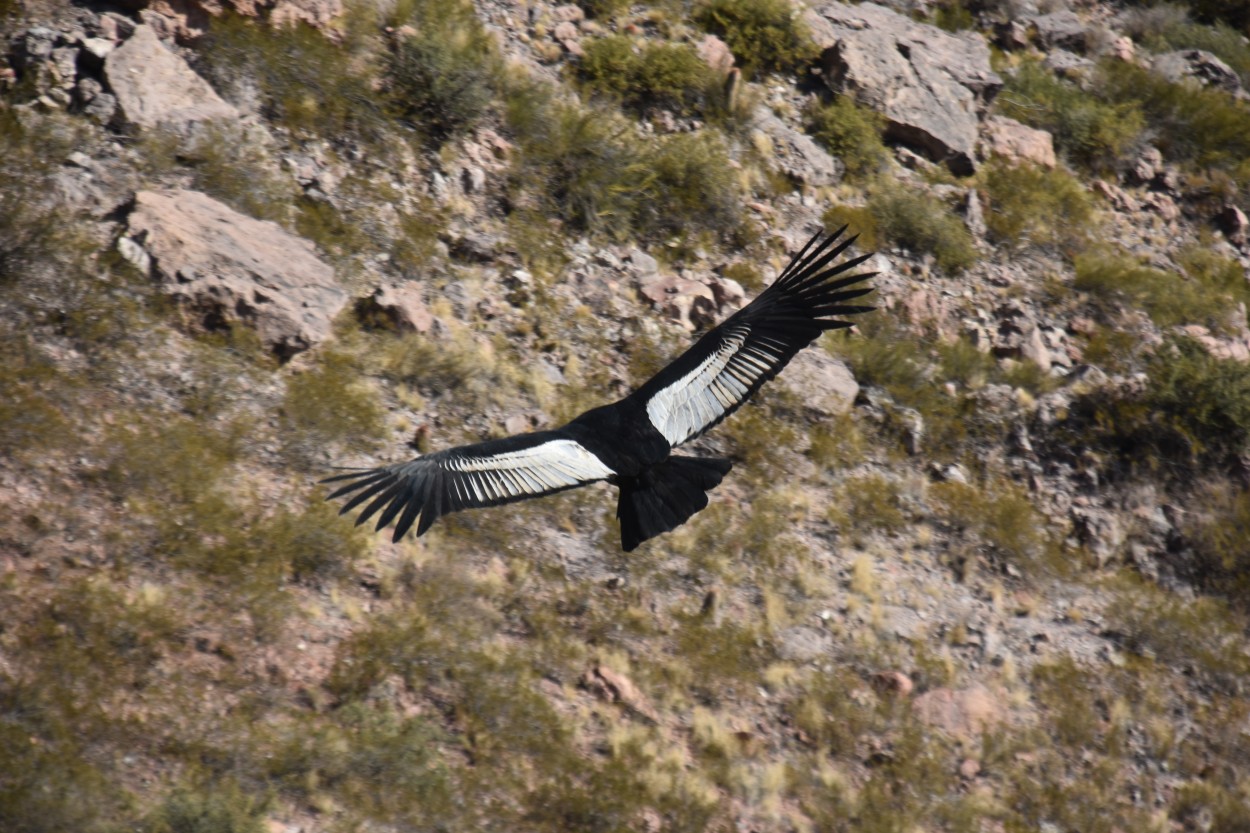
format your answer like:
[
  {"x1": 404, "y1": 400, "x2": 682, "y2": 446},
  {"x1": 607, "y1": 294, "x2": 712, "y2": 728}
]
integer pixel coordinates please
[
  {"x1": 444, "y1": 438, "x2": 614, "y2": 499},
  {"x1": 647, "y1": 329, "x2": 781, "y2": 446}
]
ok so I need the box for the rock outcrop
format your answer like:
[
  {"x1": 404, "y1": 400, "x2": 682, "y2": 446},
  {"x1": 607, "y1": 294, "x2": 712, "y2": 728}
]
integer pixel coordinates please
[
  {"x1": 804, "y1": 1, "x2": 1002, "y2": 174},
  {"x1": 104, "y1": 24, "x2": 237, "y2": 131},
  {"x1": 122, "y1": 189, "x2": 346, "y2": 358}
]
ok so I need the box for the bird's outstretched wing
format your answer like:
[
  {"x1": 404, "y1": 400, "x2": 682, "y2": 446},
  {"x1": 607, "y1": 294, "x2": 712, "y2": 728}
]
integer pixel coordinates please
[
  {"x1": 630, "y1": 226, "x2": 875, "y2": 447},
  {"x1": 323, "y1": 431, "x2": 614, "y2": 542}
]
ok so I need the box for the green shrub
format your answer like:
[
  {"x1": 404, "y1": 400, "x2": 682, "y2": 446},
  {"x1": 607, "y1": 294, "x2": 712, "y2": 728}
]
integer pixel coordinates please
[
  {"x1": 932, "y1": 0, "x2": 974, "y2": 31},
  {"x1": 508, "y1": 98, "x2": 742, "y2": 241},
  {"x1": 822, "y1": 204, "x2": 880, "y2": 252},
  {"x1": 1186, "y1": 0, "x2": 1250, "y2": 31},
  {"x1": 639, "y1": 130, "x2": 742, "y2": 239},
  {"x1": 827, "y1": 473, "x2": 909, "y2": 535},
  {"x1": 1102, "y1": 60, "x2": 1250, "y2": 186},
  {"x1": 981, "y1": 160, "x2": 1094, "y2": 254},
  {"x1": 1074, "y1": 249, "x2": 1244, "y2": 331},
  {"x1": 867, "y1": 184, "x2": 978, "y2": 273},
  {"x1": 141, "y1": 780, "x2": 268, "y2": 833},
  {"x1": 932, "y1": 480, "x2": 1049, "y2": 570},
  {"x1": 281, "y1": 349, "x2": 386, "y2": 455},
  {"x1": 694, "y1": 0, "x2": 819, "y2": 78},
  {"x1": 996, "y1": 60, "x2": 1143, "y2": 173},
  {"x1": 579, "y1": 36, "x2": 720, "y2": 116},
  {"x1": 804, "y1": 95, "x2": 888, "y2": 179},
  {"x1": 385, "y1": 2, "x2": 500, "y2": 146},
  {"x1": 0, "y1": 333, "x2": 75, "y2": 457},
  {"x1": 1069, "y1": 336, "x2": 1250, "y2": 473},
  {"x1": 1179, "y1": 485, "x2": 1250, "y2": 610}
]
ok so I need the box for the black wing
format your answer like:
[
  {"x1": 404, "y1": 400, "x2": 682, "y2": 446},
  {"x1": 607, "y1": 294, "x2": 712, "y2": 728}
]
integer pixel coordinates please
[
  {"x1": 630, "y1": 226, "x2": 875, "y2": 447},
  {"x1": 323, "y1": 430, "x2": 615, "y2": 542}
]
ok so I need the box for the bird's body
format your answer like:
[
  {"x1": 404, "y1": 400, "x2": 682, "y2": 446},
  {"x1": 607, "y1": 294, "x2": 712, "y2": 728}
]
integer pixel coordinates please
[{"x1": 325, "y1": 227, "x2": 876, "y2": 550}]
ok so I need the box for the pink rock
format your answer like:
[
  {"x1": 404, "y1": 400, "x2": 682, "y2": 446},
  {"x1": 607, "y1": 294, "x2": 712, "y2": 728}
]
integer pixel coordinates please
[{"x1": 981, "y1": 116, "x2": 1057, "y2": 169}]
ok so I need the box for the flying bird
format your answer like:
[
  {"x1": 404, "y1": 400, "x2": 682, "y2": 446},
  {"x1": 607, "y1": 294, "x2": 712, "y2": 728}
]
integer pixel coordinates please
[{"x1": 325, "y1": 227, "x2": 876, "y2": 551}]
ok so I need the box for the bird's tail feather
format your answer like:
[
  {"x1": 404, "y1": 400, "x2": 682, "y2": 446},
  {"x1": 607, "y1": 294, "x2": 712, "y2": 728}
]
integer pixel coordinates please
[{"x1": 617, "y1": 456, "x2": 733, "y2": 551}]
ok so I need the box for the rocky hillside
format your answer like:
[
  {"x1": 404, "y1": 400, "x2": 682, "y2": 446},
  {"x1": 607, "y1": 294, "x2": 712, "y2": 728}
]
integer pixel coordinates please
[{"x1": 3, "y1": 0, "x2": 1250, "y2": 830}]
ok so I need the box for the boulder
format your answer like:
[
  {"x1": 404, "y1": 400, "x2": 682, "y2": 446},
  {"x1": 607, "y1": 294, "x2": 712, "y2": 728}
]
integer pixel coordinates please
[
  {"x1": 123, "y1": 189, "x2": 346, "y2": 359},
  {"x1": 1151, "y1": 49, "x2": 1243, "y2": 95},
  {"x1": 357, "y1": 283, "x2": 434, "y2": 334},
  {"x1": 781, "y1": 349, "x2": 860, "y2": 418},
  {"x1": 753, "y1": 105, "x2": 843, "y2": 187},
  {"x1": 913, "y1": 684, "x2": 1006, "y2": 741},
  {"x1": 1030, "y1": 10, "x2": 1087, "y2": 51},
  {"x1": 804, "y1": 2, "x2": 1002, "y2": 174},
  {"x1": 980, "y1": 115, "x2": 1056, "y2": 169},
  {"x1": 103, "y1": 25, "x2": 237, "y2": 131}
]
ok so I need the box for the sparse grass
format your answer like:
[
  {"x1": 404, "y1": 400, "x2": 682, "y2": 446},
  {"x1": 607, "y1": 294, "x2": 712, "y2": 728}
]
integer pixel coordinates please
[
  {"x1": 1106, "y1": 571, "x2": 1250, "y2": 675},
  {"x1": 828, "y1": 473, "x2": 909, "y2": 536},
  {"x1": 981, "y1": 159, "x2": 1094, "y2": 254},
  {"x1": 694, "y1": 0, "x2": 819, "y2": 79},
  {"x1": 138, "y1": 123, "x2": 294, "y2": 223},
  {"x1": 996, "y1": 59, "x2": 1144, "y2": 174},
  {"x1": 140, "y1": 780, "x2": 269, "y2": 833},
  {"x1": 0, "y1": 332, "x2": 76, "y2": 458},
  {"x1": 383, "y1": 315, "x2": 553, "y2": 412},
  {"x1": 805, "y1": 95, "x2": 888, "y2": 180},
  {"x1": 196, "y1": 13, "x2": 389, "y2": 143}
]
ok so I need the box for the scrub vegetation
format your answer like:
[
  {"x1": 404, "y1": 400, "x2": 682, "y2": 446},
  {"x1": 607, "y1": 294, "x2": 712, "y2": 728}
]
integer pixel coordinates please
[{"x1": 4, "y1": 0, "x2": 1250, "y2": 830}]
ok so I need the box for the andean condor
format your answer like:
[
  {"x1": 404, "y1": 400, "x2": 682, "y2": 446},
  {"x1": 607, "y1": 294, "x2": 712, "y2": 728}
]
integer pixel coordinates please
[{"x1": 325, "y1": 227, "x2": 876, "y2": 551}]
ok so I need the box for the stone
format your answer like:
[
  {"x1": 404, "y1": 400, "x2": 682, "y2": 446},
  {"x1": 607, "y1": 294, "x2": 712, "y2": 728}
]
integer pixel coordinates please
[
  {"x1": 870, "y1": 671, "x2": 914, "y2": 697},
  {"x1": 1070, "y1": 506, "x2": 1125, "y2": 566},
  {"x1": 1030, "y1": 10, "x2": 1087, "y2": 51},
  {"x1": 580, "y1": 664, "x2": 659, "y2": 724},
  {"x1": 696, "y1": 34, "x2": 735, "y2": 74},
  {"x1": 781, "y1": 349, "x2": 860, "y2": 418},
  {"x1": 1128, "y1": 146, "x2": 1163, "y2": 186},
  {"x1": 269, "y1": 0, "x2": 344, "y2": 29},
  {"x1": 1043, "y1": 49, "x2": 1094, "y2": 80},
  {"x1": 104, "y1": 25, "x2": 238, "y2": 131},
  {"x1": 357, "y1": 283, "x2": 434, "y2": 333},
  {"x1": 913, "y1": 684, "x2": 1006, "y2": 740},
  {"x1": 980, "y1": 116, "x2": 1056, "y2": 169},
  {"x1": 777, "y1": 626, "x2": 833, "y2": 662},
  {"x1": 627, "y1": 248, "x2": 659, "y2": 278},
  {"x1": 805, "y1": 2, "x2": 1002, "y2": 174},
  {"x1": 752, "y1": 105, "x2": 843, "y2": 187},
  {"x1": 124, "y1": 189, "x2": 346, "y2": 359},
  {"x1": 1217, "y1": 205, "x2": 1248, "y2": 247}
]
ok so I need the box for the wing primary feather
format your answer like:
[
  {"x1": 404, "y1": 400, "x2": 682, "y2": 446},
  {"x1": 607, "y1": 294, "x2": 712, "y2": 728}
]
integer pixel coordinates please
[
  {"x1": 392, "y1": 478, "x2": 425, "y2": 541},
  {"x1": 358, "y1": 481, "x2": 406, "y2": 527},
  {"x1": 415, "y1": 473, "x2": 441, "y2": 536},
  {"x1": 336, "y1": 475, "x2": 398, "y2": 515},
  {"x1": 779, "y1": 231, "x2": 858, "y2": 291},
  {"x1": 373, "y1": 480, "x2": 416, "y2": 532}
]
